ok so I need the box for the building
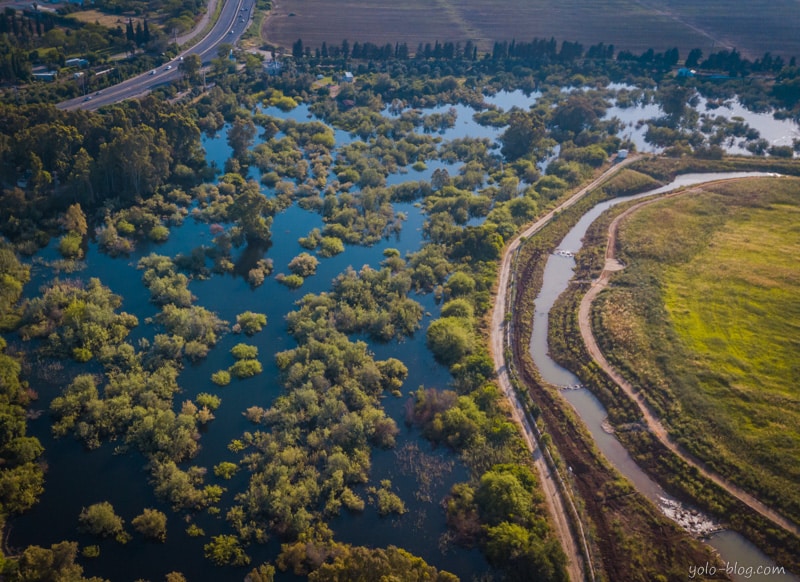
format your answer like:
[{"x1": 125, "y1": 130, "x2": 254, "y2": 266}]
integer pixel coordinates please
[
  {"x1": 65, "y1": 58, "x2": 89, "y2": 68},
  {"x1": 32, "y1": 70, "x2": 57, "y2": 81},
  {"x1": 342, "y1": 71, "x2": 354, "y2": 83}
]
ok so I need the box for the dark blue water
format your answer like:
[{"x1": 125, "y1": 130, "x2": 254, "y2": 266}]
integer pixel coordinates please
[{"x1": 8, "y1": 107, "x2": 493, "y2": 582}]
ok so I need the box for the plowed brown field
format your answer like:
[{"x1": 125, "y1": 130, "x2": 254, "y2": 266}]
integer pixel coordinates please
[{"x1": 262, "y1": 0, "x2": 800, "y2": 59}]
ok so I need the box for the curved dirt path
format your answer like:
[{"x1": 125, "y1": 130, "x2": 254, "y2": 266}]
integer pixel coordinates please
[
  {"x1": 490, "y1": 154, "x2": 640, "y2": 582},
  {"x1": 578, "y1": 179, "x2": 800, "y2": 539}
]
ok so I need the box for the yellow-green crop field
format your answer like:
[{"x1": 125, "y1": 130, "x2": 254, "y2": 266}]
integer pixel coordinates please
[{"x1": 600, "y1": 176, "x2": 800, "y2": 522}]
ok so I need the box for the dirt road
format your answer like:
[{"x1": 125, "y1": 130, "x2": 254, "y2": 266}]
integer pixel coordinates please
[
  {"x1": 578, "y1": 180, "x2": 800, "y2": 539},
  {"x1": 489, "y1": 154, "x2": 640, "y2": 582}
]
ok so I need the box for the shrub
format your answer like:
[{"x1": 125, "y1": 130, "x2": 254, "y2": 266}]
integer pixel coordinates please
[
  {"x1": 196, "y1": 393, "x2": 221, "y2": 410},
  {"x1": 441, "y1": 298, "x2": 474, "y2": 319},
  {"x1": 211, "y1": 370, "x2": 231, "y2": 386},
  {"x1": 276, "y1": 273, "x2": 304, "y2": 288},
  {"x1": 287, "y1": 252, "x2": 319, "y2": 277},
  {"x1": 230, "y1": 343, "x2": 258, "y2": 360},
  {"x1": 131, "y1": 508, "x2": 167, "y2": 542},
  {"x1": 318, "y1": 236, "x2": 345, "y2": 257},
  {"x1": 148, "y1": 225, "x2": 170, "y2": 242},
  {"x1": 184, "y1": 340, "x2": 210, "y2": 361},
  {"x1": 213, "y1": 462, "x2": 239, "y2": 479},
  {"x1": 58, "y1": 232, "x2": 83, "y2": 259},
  {"x1": 204, "y1": 535, "x2": 250, "y2": 566},
  {"x1": 426, "y1": 317, "x2": 474, "y2": 366},
  {"x1": 78, "y1": 502, "x2": 125, "y2": 539},
  {"x1": 235, "y1": 311, "x2": 267, "y2": 335},
  {"x1": 229, "y1": 359, "x2": 262, "y2": 379},
  {"x1": 186, "y1": 524, "x2": 205, "y2": 537}
]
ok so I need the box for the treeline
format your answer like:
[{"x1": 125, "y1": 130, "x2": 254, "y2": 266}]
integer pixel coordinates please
[
  {"x1": 292, "y1": 33, "x2": 796, "y2": 75},
  {"x1": 0, "y1": 97, "x2": 207, "y2": 251}
]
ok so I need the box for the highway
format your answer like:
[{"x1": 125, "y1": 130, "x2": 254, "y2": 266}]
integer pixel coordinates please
[{"x1": 57, "y1": 0, "x2": 251, "y2": 112}]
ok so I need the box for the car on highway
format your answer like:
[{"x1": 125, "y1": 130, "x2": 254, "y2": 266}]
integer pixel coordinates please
[
  {"x1": 150, "y1": 70, "x2": 156, "y2": 75},
  {"x1": 83, "y1": 96, "x2": 92, "y2": 102},
  {"x1": 166, "y1": 65, "x2": 173, "y2": 70}
]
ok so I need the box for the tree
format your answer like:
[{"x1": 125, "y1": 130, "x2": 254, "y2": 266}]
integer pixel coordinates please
[
  {"x1": 552, "y1": 95, "x2": 600, "y2": 134},
  {"x1": 16, "y1": 541, "x2": 101, "y2": 582},
  {"x1": 61, "y1": 203, "x2": 88, "y2": 236},
  {"x1": 178, "y1": 53, "x2": 201, "y2": 83},
  {"x1": 230, "y1": 181, "x2": 273, "y2": 244},
  {"x1": 131, "y1": 508, "x2": 167, "y2": 541},
  {"x1": 475, "y1": 470, "x2": 533, "y2": 525},
  {"x1": 444, "y1": 272, "x2": 476, "y2": 297},
  {"x1": 204, "y1": 535, "x2": 250, "y2": 566},
  {"x1": 235, "y1": 311, "x2": 267, "y2": 335},
  {"x1": 288, "y1": 253, "x2": 319, "y2": 277},
  {"x1": 500, "y1": 110, "x2": 546, "y2": 161},
  {"x1": 292, "y1": 38, "x2": 304, "y2": 59},
  {"x1": 227, "y1": 117, "x2": 257, "y2": 160},
  {"x1": 685, "y1": 48, "x2": 703, "y2": 68},
  {"x1": 78, "y1": 501, "x2": 126, "y2": 539},
  {"x1": 426, "y1": 317, "x2": 474, "y2": 366},
  {"x1": 245, "y1": 563, "x2": 276, "y2": 582}
]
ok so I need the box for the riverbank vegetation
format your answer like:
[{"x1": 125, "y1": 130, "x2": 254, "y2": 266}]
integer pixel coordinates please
[
  {"x1": 546, "y1": 168, "x2": 800, "y2": 572},
  {"x1": 506, "y1": 172, "x2": 727, "y2": 581}
]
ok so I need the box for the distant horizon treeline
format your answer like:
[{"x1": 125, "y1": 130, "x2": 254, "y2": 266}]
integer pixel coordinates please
[{"x1": 290, "y1": 36, "x2": 797, "y2": 76}]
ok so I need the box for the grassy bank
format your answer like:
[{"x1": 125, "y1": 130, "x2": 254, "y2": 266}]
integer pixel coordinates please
[
  {"x1": 547, "y1": 169, "x2": 800, "y2": 573},
  {"x1": 508, "y1": 167, "x2": 724, "y2": 582}
]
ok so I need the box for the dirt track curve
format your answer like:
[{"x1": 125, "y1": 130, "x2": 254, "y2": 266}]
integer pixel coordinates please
[
  {"x1": 490, "y1": 154, "x2": 641, "y2": 582},
  {"x1": 578, "y1": 179, "x2": 800, "y2": 539}
]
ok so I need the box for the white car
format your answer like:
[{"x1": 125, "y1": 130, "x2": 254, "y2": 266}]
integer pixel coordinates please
[{"x1": 166, "y1": 65, "x2": 173, "y2": 70}]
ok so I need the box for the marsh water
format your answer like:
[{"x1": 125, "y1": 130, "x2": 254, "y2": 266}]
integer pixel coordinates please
[
  {"x1": 529, "y1": 173, "x2": 799, "y2": 581},
  {"x1": 7, "y1": 85, "x2": 799, "y2": 581},
  {"x1": 9, "y1": 120, "x2": 491, "y2": 581}
]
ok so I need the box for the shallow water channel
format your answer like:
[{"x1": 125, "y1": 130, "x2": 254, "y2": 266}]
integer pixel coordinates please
[{"x1": 529, "y1": 172, "x2": 799, "y2": 581}]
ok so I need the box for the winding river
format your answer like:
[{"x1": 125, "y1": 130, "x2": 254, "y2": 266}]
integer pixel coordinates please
[{"x1": 529, "y1": 172, "x2": 799, "y2": 582}]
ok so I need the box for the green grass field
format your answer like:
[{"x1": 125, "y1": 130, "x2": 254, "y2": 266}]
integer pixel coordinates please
[
  {"x1": 261, "y1": 0, "x2": 800, "y2": 57},
  {"x1": 599, "y1": 177, "x2": 800, "y2": 521}
]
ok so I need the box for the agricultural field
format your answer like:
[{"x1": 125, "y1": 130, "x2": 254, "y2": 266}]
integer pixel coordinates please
[
  {"x1": 597, "y1": 176, "x2": 800, "y2": 523},
  {"x1": 262, "y1": 0, "x2": 800, "y2": 58}
]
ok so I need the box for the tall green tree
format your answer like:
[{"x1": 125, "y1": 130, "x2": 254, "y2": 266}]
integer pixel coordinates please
[{"x1": 499, "y1": 110, "x2": 546, "y2": 161}]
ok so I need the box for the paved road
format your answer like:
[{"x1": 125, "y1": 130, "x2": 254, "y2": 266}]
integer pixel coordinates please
[
  {"x1": 489, "y1": 154, "x2": 640, "y2": 582},
  {"x1": 579, "y1": 177, "x2": 800, "y2": 539},
  {"x1": 58, "y1": 0, "x2": 252, "y2": 112}
]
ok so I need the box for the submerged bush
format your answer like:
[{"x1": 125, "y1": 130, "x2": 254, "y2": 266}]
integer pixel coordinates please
[{"x1": 234, "y1": 311, "x2": 267, "y2": 335}]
